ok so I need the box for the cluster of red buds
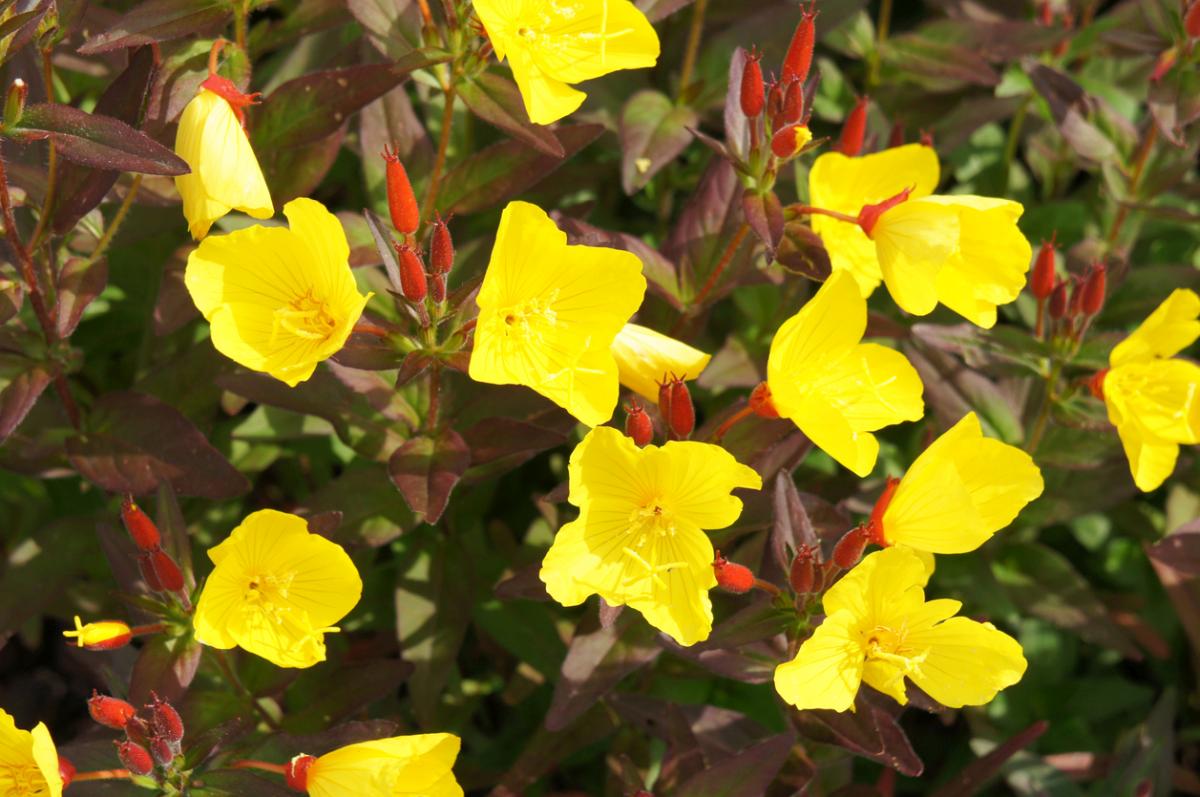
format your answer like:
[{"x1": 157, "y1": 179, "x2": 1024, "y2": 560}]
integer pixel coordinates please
[
  {"x1": 737, "y1": 4, "x2": 818, "y2": 163},
  {"x1": 1035, "y1": 0, "x2": 1075, "y2": 58},
  {"x1": 712, "y1": 542, "x2": 826, "y2": 601},
  {"x1": 1029, "y1": 235, "x2": 1106, "y2": 342},
  {"x1": 90, "y1": 691, "x2": 185, "y2": 777},
  {"x1": 121, "y1": 496, "x2": 184, "y2": 595},
  {"x1": 382, "y1": 147, "x2": 455, "y2": 306}
]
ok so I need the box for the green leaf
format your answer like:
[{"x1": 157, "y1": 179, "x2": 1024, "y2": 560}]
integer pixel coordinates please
[
  {"x1": 7, "y1": 103, "x2": 189, "y2": 175},
  {"x1": 459, "y1": 72, "x2": 564, "y2": 157},
  {"x1": 618, "y1": 89, "x2": 697, "y2": 194}
]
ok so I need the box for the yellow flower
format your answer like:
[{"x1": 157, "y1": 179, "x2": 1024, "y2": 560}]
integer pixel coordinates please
[
  {"x1": 610, "y1": 323, "x2": 711, "y2": 401},
  {"x1": 540, "y1": 426, "x2": 761, "y2": 645},
  {"x1": 62, "y1": 616, "x2": 132, "y2": 650},
  {"x1": 869, "y1": 412, "x2": 1043, "y2": 554},
  {"x1": 1100, "y1": 288, "x2": 1200, "y2": 492},
  {"x1": 174, "y1": 87, "x2": 273, "y2": 240},
  {"x1": 774, "y1": 546, "x2": 1026, "y2": 711},
  {"x1": 765, "y1": 271, "x2": 924, "y2": 477},
  {"x1": 185, "y1": 198, "x2": 372, "y2": 387},
  {"x1": 193, "y1": 509, "x2": 362, "y2": 668},
  {"x1": 470, "y1": 201, "x2": 646, "y2": 426},
  {"x1": 473, "y1": 0, "x2": 660, "y2": 125},
  {"x1": 0, "y1": 708, "x2": 63, "y2": 797},
  {"x1": 304, "y1": 734, "x2": 462, "y2": 797}
]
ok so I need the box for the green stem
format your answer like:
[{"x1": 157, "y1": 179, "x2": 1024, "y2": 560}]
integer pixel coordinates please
[
  {"x1": 1026, "y1": 360, "x2": 1062, "y2": 454},
  {"x1": 678, "y1": 0, "x2": 709, "y2": 99},
  {"x1": 868, "y1": 0, "x2": 893, "y2": 88},
  {"x1": 1000, "y1": 96, "x2": 1030, "y2": 195},
  {"x1": 209, "y1": 649, "x2": 281, "y2": 730},
  {"x1": 1107, "y1": 123, "x2": 1158, "y2": 249},
  {"x1": 85, "y1": 176, "x2": 142, "y2": 268}
]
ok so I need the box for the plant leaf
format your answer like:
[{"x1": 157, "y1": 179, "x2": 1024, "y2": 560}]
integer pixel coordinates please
[
  {"x1": 387, "y1": 430, "x2": 470, "y2": 524},
  {"x1": 54, "y1": 257, "x2": 108, "y2": 339},
  {"x1": 459, "y1": 72, "x2": 564, "y2": 157},
  {"x1": 78, "y1": 0, "x2": 232, "y2": 54},
  {"x1": 0, "y1": 363, "x2": 51, "y2": 442},
  {"x1": 619, "y1": 89, "x2": 697, "y2": 194},
  {"x1": 673, "y1": 734, "x2": 797, "y2": 797},
  {"x1": 7, "y1": 103, "x2": 189, "y2": 175}
]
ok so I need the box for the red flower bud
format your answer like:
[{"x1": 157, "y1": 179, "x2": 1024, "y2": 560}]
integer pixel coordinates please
[
  {"x1": 781, "y1": 6, "x2": 816, "y2": 85},
  {"x1": 749, "y1": 382, "x2": 779, "y2": 419},
  {"x1": 1088, "y1": 368, "x2": 1108, "y2": 401},
  {"x1": 88, "y1": 692, "x2": 136, "y2": 730},
  {"x1": 919, "y1": 128, "x2": 935, "y2": 148},
  {"x1": 1082, "y1": 263, "x2": 1106, "y2": 316},
  {"x1": 1049, "y1": 279, "x2": 1069, "y2": 319},
  {"x1": 395, "y1": 243, "x2": 428, "y2": 303},
  {"x1": 116, "y1": 741, "x2": 155, "y2": 777},
  {"x1": 430, "y1": 273, "x2": 446, "y2": 303},
  {"x1": 150, "y1": 737, "x2": 178, "y2": 768},
  {"x1": 286, "y1": 754, "x2": 317, "y2": 792},
  {"x1": 58, "y1": 757, "x2": 76, "y2": 788},
  {"x1": 740, "y1": 51, "x2": 765, "y2": 118},
  {"x1": 770, "y1": 124, "x2": 812, "y2": 159},
  {"x1": 124, "y1": 716, "x2": 151, "y2": 747},
  {"x1": 1187, "y1": 0, "x2": 1200, "y2": 38},
  {"x1": 888, "y1": 119, "x2": 905, "y2": 148},
  {"x1": 832, "y1": 526, "x2": 869, "y2": 569},
  {"x1": 149, "y1": 694, "x2": 184, "y2": 743},
  {"x1": 1030, "y1": 235, "x2": 1057, "y2": 299},
  {"x1": 120, "y1": 496, "x2": 161, "y2": 552},
  {"x1": 658, "y1": 375, "x2": 695, "y2": 439},
  {"x1": 781, "y1": 79, "x2": 804, "y2": 125},
  {"x1": 1068, "y1": 273, "x2": 1085, "y2": 318},
  {"x1": 430, "y1": 215, "x2": 455, "y2": 275},
  {"x1": 625, "y1": 401, "x2": 653, "y2": 447},
  {"x1": 838, "y1": 96, "x2": 869, "y2": 157},
  {"x1": 857, "y1": 186, "x2": 912, "y2": 237},
  {"x1": 766, "y1": 83, "x2": 784, "y2": 122},
  {"x1": 142, "y1": 550, "x2": 184, "y2": 592},
  {"x1": 1037, "y1": 0, "x2": 1054, "y2": 26},
  {"x1": 199, "y1": 74, "x2": 261, "y2": 127},
  {"x1": 382, "y1": 145, "x2": 420, "y2": 234},
  {"x1": 713, "y1": 551, "x2": 755, "y2": 594},
  {"x1": 138, "y1": 553, "x2": 163, "y2": 591},
  {"x1": 789, "y1": 546, "x2": 816, "y2": 594}
]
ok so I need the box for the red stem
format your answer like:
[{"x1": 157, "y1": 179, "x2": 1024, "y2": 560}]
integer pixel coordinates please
[
  {"x1": 229, "y1": 760, "x2": 288, "y2": 775},
  {"x1": 72, "y1": 769, "x2": 131, "y2": 782},
  {"x1": 693, "y1": 223, "x2": 750, "y2": 307},
  {"x1": 711, "y1": 405, "x2": 754, "y2": 442},
  {"x1": 791, "y1": 204, "x2": 861, "y2": 225}
]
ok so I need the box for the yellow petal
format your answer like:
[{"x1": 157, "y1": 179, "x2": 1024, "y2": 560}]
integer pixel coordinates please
[
  {"x1": 1106, "y1": 359, "x2": 1200, "y2": 445},
  {"x1": 873, "y1": 198, "x2": 959, "y2": 316},
  {"x1": 310, "y1": 734, "x2": 462, "y2": 797},
  {"x1": 774, "y1": 610, "x2": 863, "y2": 711},
  {"x1": 823, "y1": 547, "x2": 928, "y2": 623},
  {"x1": 31, "y1": 723, "x2": 63, "y2": 797},
  {"x1": 174, "y1": 89, "x2": 273, "y2": 239},
  {"x1": 507, "y1": 46, "x2": 588, "y2": 125},
  {"x1": 1111, "y1": 288, "x2": 1200, "y2": 367},
  {"x1": 611, "y1": 323, "x2": 711, "y2": 401},
  {"x1": 1114, "y1": 420, "x2": 1180, "y2": 493},
  {"x1": 0, "y1": 711, "x2": 62, "y2": 797},
  {"x1": 906, "y1": 617, "x2": 1027, "y2": 708}
]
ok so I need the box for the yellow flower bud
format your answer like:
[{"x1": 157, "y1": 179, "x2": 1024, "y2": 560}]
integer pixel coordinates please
[{"x1": 62, "y1": 616, "x2": 132, "y2": 650}]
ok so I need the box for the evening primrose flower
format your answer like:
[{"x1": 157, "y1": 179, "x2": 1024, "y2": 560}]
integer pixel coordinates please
[
  {"x1": 473, "y1": 0, "x2": 660, "y2": 125},
  {"x1": 174, "y1": 75, "x2": 272, "y2": 239},
  {"x1": 185, "y1": 198, "x2": 371, "y2": 387},
  {"x1": 1094, "y1": 288, "x2": 1200, "y2": 492},
  {"x1": 469, "y1": 201, "x2": 646, "y2": 426},
  {"x1": 610, "y1": 323, "x2": 711, "y2": 401},
  {"x1": 286, "y1": 733, "x2": 462, "y2": 797},
  {"x1": 763, "y1": 270, "x2": 924, "y2": 477},
  {"x1": 193, "y1": 509, "x2": 362, "y2": 668},
  {"x1": 0, "y1": 709, "x2": 64, "y2": 797},
  {"x1": 773, "y1": 546, "x2": 1026, "y2": 711},
  {"x1": 864, "y1": 412, "x2": 1043, "y2": 554},
  {"x1": 540, "y1": 426, "x2": 761, "y2": 645}
]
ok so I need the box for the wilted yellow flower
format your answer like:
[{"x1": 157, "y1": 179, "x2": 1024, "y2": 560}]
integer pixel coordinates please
[
  {"x1": 185, "y1": 198, "x2": 372, "y2": 387},
  {"x1": 470, "y1": 201, "x2": 646, "y2": 426},
  {"x1": 1098, "y1": 288, "x2": 1200, "y2": 492},
  {"x1": 0, "y1": 709, "x2": 63, "y2": 797},
  {"x1": 62, "y1": 616, "x2": 132, "y2": 650},
  {"x1": 540, "y1": 426, "x2": 761, "y2": 645},
  {"x1": 764, "y1": 271, "x2": 924, "y2": 476},
  {"x1": 174, "y1": 80, "x2": 272, "y2": 239},
  {"x1": 473, "y1": 0, "x2": 660, "y2": 125},
  {"x1": 298, "y1": 733, "x2": 462, "y2": 797},
  {"x1": 610, "y1": 323, "x2": 711, "y2": 401},
  {"x1": 193, "y1": 509, "x2": 362, "y2": 668},
  {"x1": 774, "y1": 546, "x2": 1026, "y2": 711},
  {"x1": 868, "y1": 412, "x2": 1043, "y2": 554}
]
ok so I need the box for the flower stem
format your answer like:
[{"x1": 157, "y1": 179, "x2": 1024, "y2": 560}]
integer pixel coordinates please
[
  {"x1": 235, "y1": 0, "x2": 250, "y2": 51},
  {"x1": 790, "y1": 204, "x2": 861, "y2": 225},
  {"x1": 678, "y1": 0, "x2": 709, "y2": 99},
  {"x1": 72, "y1": 769, "x2": 131, "y2": 782},
  {"x1": 421, "y1": 85, "x2": 457, "y2": 226},
  {"x1": 711, "y1": 405, "x2": 754, "y2": 442},
  {"x1": 209, "y1": 649, "x2": 281, "y2": 730},
  {"x1": 1000, "y1": 96, "x2": 1030, "y2": 196},
  {"x1": 85, "y1": 176, "x2": 142, "y2": 268},
  {"x1": 426, "y1": 365, "x2": 441, "y2": 432},
  {"x1": 29, "y1": 48, "x2": 58, "y2": 251},
  {"x1": 1026, "y1": 359, "x2": 1063, "y2": 454},
  {"x1": 1107, "y1": 122, "x2": 1158, "y2": 249},
  {"x1": 229, "y1": 760, "x2": 288, "y2": 775},
  {"x1": 754, "y1": 578, "x2": 783, "y2": 598},
  {"x1": 129, "y1": 622, "x2": 167, "y2": 637},
  {"x1": 693, "y1": 222, "x2": 750, "y2": 307}
]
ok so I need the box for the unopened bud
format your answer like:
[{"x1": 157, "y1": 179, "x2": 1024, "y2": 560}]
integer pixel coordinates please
[
  {"x1": 765, "y1": 83, "x2": 784, "y2": 121},
  {"x1": 1037, "y1": 0, "x2": 1054, "y2": 26},
  {"x1": 116, "y1": 741, "x2": 154, "y2": 776},
  {"x1": 888, "y1": 119, "x2": 905, "y2": 148},
  {"x1": 138, "y1": 553, "x2": 163, "y2": 591},
  {"x1": 1187, "y1": 0, "x2": 1200, "y2": 38},
  {"x1": 770, "y1": 124, "x2": 812, "y2": 160},
  {"x1": 781, "y1": 6, "x2": 816, "y2": 85},
  {"x1": 149, "y1": 694, "x2": 184, "y2": 743},
  {"x1": 142, "y1": 549, "x2": 184, "y2": 592},
  {"x1": 63, "y1": 617, "x2": 131, "y2": 650},
  {"x1": 58, "y1": 757, "x2": 76, "y2": 789},
  {"x1": 124, "y1": 716, "x2": 151, "y2": 748},
  {"x1": 1049, "y1": 279, "x2": 1069, "y2": 319},
  {"x1": 1088, "y1": 368, "x2": 1107, "y2": 401},
  {"x1": 1150, "y1": 48, "x2": 1177, "y2": 83},
  {"x1": 88, "y1": 692, "x2": 136, "y2": 730},
  {"x1": 395, "y1": 244, "x2": 428, "y2": 303},
  {"x1": 1068, "y1": 273, "x2": 1085, "y2": 318},
  {"x1": 658, "y1": 375, "x2": 694, "y2": 439},
  {"x1": 149, "y1": 737, "x2": 177, "y2": 768},
  {"x1": 919, "y1": 129, "x2": 935, "y2": 148},
  {"x1": 4, "y1": 79, "x2": 27, "y2": 127},
  {"x1": 382, "y1": 145, "x2": 419, "y2": 234},
  {"x1": 739, "y1": 50, "x2": 765, "y2": 118},
  {"x1": 832, "y1": 526, "x2": 869, "y2": 569},
  {"x1": 749, "y1": 381, "x2": 779, "y2": 419},
  {"x1": 120, "y1": 495, "x2": 161, "y2": 551},
  {"x1": 286, "y1": 754, "x2": 316, "y2": 792},
  {"x1": 430, "y1": 215, "x2": 455, "y2": 274},
  {"x1": 713, "y1": 551, "x2": 755, "y2": 594},
  {"x1": 838, "y1": 96, "x2": 869, "y2": 157},
  {"x1": 430, "y1": 273, "x2": 446, "y2": 303},
  {"x1": 1030, "y1": 236, "x2": 1057, "y2": 299},
  {"x1": 624, "y1": 401, "x2": 653, "y2": 447},
  {"x1": 780, "y1": 79, "x2": 803, "y2": 126},
  {"x1": 788, "y1": 546, "x2": 816, "y2": 594},
  {"x1": 1081, "y1": 263, "x2": 1106, "y2": 316},
  {"x1": 857, "y1": 186, "x2": 912, "y2": 237}
]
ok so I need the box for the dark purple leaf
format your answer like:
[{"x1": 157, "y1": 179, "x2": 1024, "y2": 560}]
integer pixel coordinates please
[
  {"x1": 797, "y1": 692, "x2": 924, "y2": 776},
  {"x1": 154, "y1": 482, "x2": 195, "y2": 590},
  {"x1": 1025, "y1": 61, "x2": 1115, "y2": 161},
  {"x1": 283, "y1": 661, "x2": 414, "y2": 733},
  {"x1": 77, "y1": 0, "x2": 231, "y2": 54},
  {"x1": 387, "y1": 430, "x2": 470, "y2": 524},
  {"x1": 494, "y1": 562, "x2": 552, "y2": 602},
  {"x1": 54, "y1": 257, "x2": 108, "y2": 338},
  {"x1": 305, "y1": 510, "x2": 344, "y2": 539},
  {"x1": 65, "y1": 390, "x2": 250, "y2": 499},
  {"x1": 153, "y1": 247, "x2": 199, "y2": 336},
  {"x1": 460, "y1": 416, "x2": 570, "y2": 474},
  {"x1": 663, "y1": 158, "x2": 749, "y2": 302},
  {"x1": 129, "y1": 635, "x2": 202, "y2": 705},
  {"x1": 363, "y1": 208, "x2": 403, "y2": 293},
  {"x1": 9, "y1": 103, "x2": 189, "y2": 175},
  {"x1": 0, "y1": 364, "x2": 52, "y2": 442},
  {"x1": 765, "y1": 472, "x2": 818, "y2": 582},
  {"x1": 0, "y1": 0, "x2": 51, "y2": 65},
  {"x1": 347, "y1": 0, "x2": 423, "y2": 58},
  {"x1": 259, "y1": 126, "x2": 345, "y2": 205},
  {"x1": 723, "y1": 48, "x2": 751, "y2": 162},
  {"x1": 929, "y1": 721, "x2": 1049, "y2": 797},
  {"x1": 619, "y1": 89, "x2": 697, "y2": 194},
  {"x1": 195, "y1": 771, "x2": 295, "y2": 797},
  {"x1": 330, "y1": 328, "x2": 402, "y2": 370},
  {"x1": 598, "y1": 598, "x2": 623, "y2": 629},
  {"x1": 459, "y1": 72, "x2": 564, "y2": 157},
  {"x1": 881, "y1": 34, "x2": 999, "y2": 90},
  {"x1": 777, "y1": 219, "x2": 831, "y2": 281},
  {"x1": 1149, "y1": 66, "x2": 1200, "y2": 148},
  {"x1": 742, "y1": 189, "x2": 784, "y2": 257},
  {"x1": 1147, "y1": 520, "x2": 1200, "y2": 577},
  {"x1": 396, "y1": 351, "x2": 433, "y2": 387},
  {"x1": 674, "y1": 734, "x2": 796, "y2": 797}
]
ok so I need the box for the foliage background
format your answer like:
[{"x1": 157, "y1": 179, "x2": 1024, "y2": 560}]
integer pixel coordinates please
[{"x1": 1, "y1": 0, "x2": 1199, "y2": 794}]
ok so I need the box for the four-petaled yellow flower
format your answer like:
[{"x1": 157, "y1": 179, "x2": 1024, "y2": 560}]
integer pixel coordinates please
[
  {"x1": 473, "y1": 0, "x2": 661, "y2": 125},
  {"x1": 470, "y1": 201, "x2": 646, "y2": 426},
  {"x1": 765, "y1": 271, "x2": 925, "y2": 476},
  {"x1": 301, "y1": 733, "x2": 462, "y2": 797},
  {"x1": 193, "y1": 509, "x2": 363, "y2": 668},
  {"x1": 0, "y1": 708, "x2": 63, "y2": 797},
  {"x1": 868, "y1": 412, "x2": 1043, "y2": 554},
  {"x1": 1097, "y1": 288, "x2": 1200, "y2": 492},
  {"x1": 610, "y1": 323, "x2": 711, "y2": 401},
  {"x1": 174, "y1": 81, "x2": 273, "y2": 239},
  {"x1": 185, "y1": 198, "x2": 372, "y2": 387},
  {"x1": 774, "y1": 546, "x2": 1026, "y2": 711},
  {"x1": 540, "y1": 426, "x2": 761, "y2": 645}
]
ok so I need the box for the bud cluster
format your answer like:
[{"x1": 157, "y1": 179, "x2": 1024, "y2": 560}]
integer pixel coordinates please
[
  {"x1": 737, "y1": 4, "x2": 818, "y2": 164},
  {"x1": 381, "y1": 146, "x2": 456, "y2": 306},
  {"x1": 1036, "y1": 248, "x2": 1106, "y2": 343},
  {"x1": 120, "y1": 496, "x2": 184, "y2": 595},
  {"x1": 90, "y1": 691, "x2": 186, "y2": 778}
]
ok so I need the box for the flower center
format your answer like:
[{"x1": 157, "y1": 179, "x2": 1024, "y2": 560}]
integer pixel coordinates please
[
  {"x1": 243, "y1": 570, "x2": 299, "y2": 624},
  {"x1": 862, "y1": 622, "x2": 926, "y2": 691},
  {"x1": 496, "y1": 290, "x2": 559, "y2": 345},
  {"x1": 0, "y1": 763, "x2": 49, "y2": 797},
  {"x1": 627, "y1": 501, "x2": 676, "y2": 548},
  {"x1": 273, "y1": 292, "x2": 338, "y2": 343}
]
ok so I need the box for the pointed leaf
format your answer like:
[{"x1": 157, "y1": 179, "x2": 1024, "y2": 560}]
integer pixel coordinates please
[
  {"x1": 459, "y1": 72, "x2": 564, "y2": 157},
  {"x1": 776, "y1": 219, "x2": 831, "y2": 281},
  {"x1": 129, "y1": 635, "x2": 202, "y2": 705},
  {"x1": 8, "y1": 103, "x2": 188, "y2": 175},
  {"x1": 0, "y1": 363, "x2": 51, "y2": 442},
  {"x1": 797, "y1": 692, "x2": 924, "y2": 776},
  {"x1": 1147, "y1": 520, "x2": 1200, "y2": 577},
  {"x1": 619, "y1": 89, "x2": 697, "y2": 193},
  {"x1": 78, "y1": 0, "x2": 232, "y2": 54},
  {"x1": 723, "y1": 48, "x2": 751, "y2": 162},
  {"x1": 54, "y1": 257, "x2": 108, "y2": 339},
  {"x1": 742, "y1": 189, "x2": 784, "y2": 256},
  {"x1": 929, "y1": 721, "x2": 1049, "y2": 797},
  {"x1": 674, "y1": 734, "x2": 797, "y2": 797},
  {"x1": 387, "y1": 430, "x2": 470, "y2": 523}
]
